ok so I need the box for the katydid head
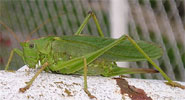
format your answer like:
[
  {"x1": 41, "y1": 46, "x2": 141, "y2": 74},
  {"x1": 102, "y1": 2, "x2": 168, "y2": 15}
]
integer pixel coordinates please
[
  {"x1": 20, "y1": 37, "x2": 54, "y2": 68},
  {"x1": 20, "y1": 40, "x2": 40, "y2": 68}
]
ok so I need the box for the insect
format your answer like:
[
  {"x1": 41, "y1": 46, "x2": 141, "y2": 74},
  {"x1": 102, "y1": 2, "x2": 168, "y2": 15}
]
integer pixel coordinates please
[{"x1": 1, "y1": 11, "x2": 184, "y2": 97}]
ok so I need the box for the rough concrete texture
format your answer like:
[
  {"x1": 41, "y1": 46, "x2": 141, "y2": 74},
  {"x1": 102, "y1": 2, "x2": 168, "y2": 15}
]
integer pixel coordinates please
[{"x1": 0, "y1": 65, "x2": 185, "y2": 100}]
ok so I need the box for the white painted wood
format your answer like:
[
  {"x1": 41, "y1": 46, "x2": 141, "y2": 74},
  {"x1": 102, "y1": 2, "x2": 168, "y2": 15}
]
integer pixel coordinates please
[{"x1": 0, "y1": 65, "x2": 185, "y2": 100}]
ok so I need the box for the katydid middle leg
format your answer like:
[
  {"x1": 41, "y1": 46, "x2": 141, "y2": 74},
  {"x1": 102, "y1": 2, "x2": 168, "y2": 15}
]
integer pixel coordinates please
[{"x1": 83, "y1": 57, "x2": 96, "y2": 99}]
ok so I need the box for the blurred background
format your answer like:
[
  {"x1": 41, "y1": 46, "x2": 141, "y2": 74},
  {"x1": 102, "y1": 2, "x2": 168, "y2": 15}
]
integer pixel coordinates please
[{"x1": 0, "y1": 0, "x2": 185, "y2": 81}]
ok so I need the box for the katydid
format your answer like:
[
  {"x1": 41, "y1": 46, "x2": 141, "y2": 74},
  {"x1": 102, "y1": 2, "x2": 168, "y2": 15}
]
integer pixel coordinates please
[{"x1": 1, "y1": 11, "x2": 184, "y2": 96}]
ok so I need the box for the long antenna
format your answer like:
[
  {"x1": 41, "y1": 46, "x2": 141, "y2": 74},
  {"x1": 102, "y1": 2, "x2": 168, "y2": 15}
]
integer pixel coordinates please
[
  {"x1": 26, "y1": 13, "x2": 64, "y2": 40},
  {"x1": 0, "y1": 13, "x2": 64, "y2": 43},
  {"x1": 0, "y1": 21, "x2": 20, "y2": 43}
]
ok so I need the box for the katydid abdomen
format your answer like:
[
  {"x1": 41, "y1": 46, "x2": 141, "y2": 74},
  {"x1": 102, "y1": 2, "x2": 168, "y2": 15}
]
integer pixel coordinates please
[{"x1": 52, "y1": 35, "x2": 163, "y2": 62}]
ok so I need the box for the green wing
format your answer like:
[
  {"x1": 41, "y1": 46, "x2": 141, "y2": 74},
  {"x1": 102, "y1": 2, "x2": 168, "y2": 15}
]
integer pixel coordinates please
[{"x1": 52, "y1": 35, "x2": 163, "y2": 62}]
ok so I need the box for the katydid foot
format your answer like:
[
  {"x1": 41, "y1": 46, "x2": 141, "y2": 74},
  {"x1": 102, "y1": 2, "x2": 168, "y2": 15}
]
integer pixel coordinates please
[
  {"x1": 19, "y1": 84, "x2": 31, "y2": 93},
  {"x1": 165, "y1": 81, "x2": 185, "y2": 89},
  {"x1": 84, "y1": 89, "x2": 97, "y2": 99}
]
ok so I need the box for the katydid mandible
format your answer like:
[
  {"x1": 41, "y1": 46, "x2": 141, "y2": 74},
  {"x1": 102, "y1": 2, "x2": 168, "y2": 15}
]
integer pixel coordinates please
[{"x1": 1, "y1": 11, "x2": 184, "y2": 95}]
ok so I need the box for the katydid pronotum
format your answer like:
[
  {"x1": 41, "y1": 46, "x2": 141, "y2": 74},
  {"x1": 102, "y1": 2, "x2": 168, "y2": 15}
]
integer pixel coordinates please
[{"x1": 1, "y1": 11, "x2": 184, "y2": 97}]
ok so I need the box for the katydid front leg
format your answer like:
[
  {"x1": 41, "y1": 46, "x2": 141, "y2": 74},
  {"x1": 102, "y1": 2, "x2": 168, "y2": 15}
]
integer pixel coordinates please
[
  {"x1": 5, "y1": 49, "x2": 24, "y2": 70},
  {"x1": 19, "y1": 62, "x2": 49, "y2": 93}
]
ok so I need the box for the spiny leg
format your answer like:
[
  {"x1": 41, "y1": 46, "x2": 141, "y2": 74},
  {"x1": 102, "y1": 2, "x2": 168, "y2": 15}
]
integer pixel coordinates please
[
  {"x1": 83, "y1": 57, "x2": 96, "y2": 99},
  {"x1": 78, "y1": 12, "x2": 105, "y2": 93},
  {"x1": 75, "y1": 11, "x2": 104, "y2": 37},
  {"x1": 19, "y1": 62, "x2": 49, "y2": 93},
  {"x1": 5, "y1": 50, "x2": 14, "y2": 71},
  {"x1": 5, "y1": 49, "x2": 23, "y2": 71},
  {"x1": 74, "y1": 11, "x2": 105, "y2": 98},
  {"x1": 74, "y1": 11, "x2": 184, "y2": 89},
  {"x1": 125, "y1": 35, "x2": 185, "y2": 89},
  {"x1": 83, "y1": 57, "x2": 88, "y2": 92}
]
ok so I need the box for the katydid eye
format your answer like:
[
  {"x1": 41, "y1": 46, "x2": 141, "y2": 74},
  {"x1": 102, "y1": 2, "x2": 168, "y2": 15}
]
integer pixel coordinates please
[{"x1": 29, "y1": 43, "x2": 34, "y2": 48}]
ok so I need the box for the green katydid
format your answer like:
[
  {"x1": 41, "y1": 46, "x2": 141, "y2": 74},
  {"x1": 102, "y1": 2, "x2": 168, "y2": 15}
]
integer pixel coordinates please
[{"x1": 1, "y1": 11, "x2": 184, "y2": 96}]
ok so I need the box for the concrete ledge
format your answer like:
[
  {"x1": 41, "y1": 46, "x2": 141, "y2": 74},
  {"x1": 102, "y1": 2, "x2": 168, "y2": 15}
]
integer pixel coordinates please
[{"x1": 0, "y1": 66, "x2": 185, "y2": 100}]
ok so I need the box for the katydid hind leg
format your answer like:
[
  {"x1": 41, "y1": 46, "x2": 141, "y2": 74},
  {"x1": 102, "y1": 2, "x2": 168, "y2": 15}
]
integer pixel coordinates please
[
  {"x1": 125, "y1": 35, "x2": 185, "y2": 89},
  {"x1": 75, "y1": 11, "x2": 104, "y2": 37}
]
